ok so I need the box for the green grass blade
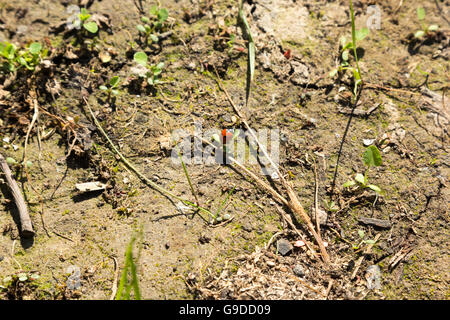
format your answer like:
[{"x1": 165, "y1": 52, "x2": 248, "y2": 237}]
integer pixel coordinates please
[
  {"x1": 215, "y1": 186, "x2": 235, "y2": 218},
  {"x1": 238, "y1": 0, "x2": 255, "y2": 106}
]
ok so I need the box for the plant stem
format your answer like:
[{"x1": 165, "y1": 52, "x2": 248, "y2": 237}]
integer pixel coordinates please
[{"x1": 83, "y1": 97, "x2": 215, "y2": 220}]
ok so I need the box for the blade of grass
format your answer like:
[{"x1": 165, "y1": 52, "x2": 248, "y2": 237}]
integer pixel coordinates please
[
  {"x1": 178, "y1": 149, "x2": 200, "y2": 206},
  {"x1": 349, "y1": 0, "x2": 362, "y2": 86},
  {"x1": 238, "y1": 0, "x2": 255, "y2": 106},
  {"x1": 116, "y1": 235, "x2": 139, "y2": 300},
  {"x1": 215, "y1": 186, "x2": 235, "y2": 218}
]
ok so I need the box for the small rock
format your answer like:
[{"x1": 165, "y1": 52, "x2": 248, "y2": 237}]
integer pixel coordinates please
[
  {"x1": 165, "y1": 242, "x2": 170, "y2": 249},
  {"x1": 267, "y1": 260, "x2": 276, "y2": 267},
  {"x1": 276, "y1": 239, "x2": 293, "y2": 256},
  {"x1": 293, "y1": 264, "x2": 305, "y2": 277},
  {"x1": 366, "y1": 265, "x2": 382, "y2": 290},
  {"x1": 363, "y1": 139, "x2": 375, "y2": 146},
  {"x1": 279, "y1": 266, "x2": 288, "y2": 272},
  {"x1": 186, "y1": 62, "x2": 196, "y2": 70},
  {"x1": 0, "y1": 255, "x2": 3, "y2": 262}
]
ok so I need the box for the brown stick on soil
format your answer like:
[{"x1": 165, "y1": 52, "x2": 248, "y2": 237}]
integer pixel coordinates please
[
  {"x1": 211, "y1": 67, "x2": 330, "y2": 264},
  {"x1": 0, "y1": 153, "x2": 34, "y2": 237}
]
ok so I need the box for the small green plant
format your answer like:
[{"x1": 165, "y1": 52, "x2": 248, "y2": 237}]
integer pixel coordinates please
[
  {"x1": 133, "y1": 51, "x2": 164, "y2": 86},
  {"x1": 0, "y1": 41, "x2": 47, "y2": 73},
  {"x1": 329, "y1": 1, "x2": 368, "y2": 98},
  {"x1": 76, "y1": 8, "x2": 99, "y2": 34},
  {"x1": 414, "y1": 7, "x2": 439, "y2": 39},
  {"x1": 136, "y1": 6, "x2": 169, "y2": 46},
  {"x1": 99, "y1": 76, "x2": 121, "y2": 104},
  {"x1": 1, "y1": 272, "x2": 41, "y2": 298},
  {"x1": 323, "y1": 200, "x2": 339, "y2": 213},
  {"x1": 343, "y1": 145, "x2": 382, "y2": 193},
  {"x1": 116, "y1": 233, "x2": 141, "y2": 300},
  {"x1": 352, "y1": 229, "x2": 377, "y2": 250},
  {"x1": 0, "y1": 41, "x2": 17, "y2": 72}
]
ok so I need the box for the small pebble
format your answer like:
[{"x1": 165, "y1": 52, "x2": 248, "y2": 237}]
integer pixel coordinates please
[
  {"x1": 277, "y1": 239, "x2": 293, "y2": 256},
  {"x1": 267, "y1": 260, "x2": 276, "y2": 267},
  {"x1": 293, "y1": 264, "x2": 305, "y2": 277}
]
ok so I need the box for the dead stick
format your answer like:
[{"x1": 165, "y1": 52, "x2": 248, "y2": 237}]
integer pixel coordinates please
[
  {"x1": 211, "y1": 68, "x2": 330, "y2": 264},
  {"x1": 0, "y1": 153, "x2": 34, "y2": 237}
]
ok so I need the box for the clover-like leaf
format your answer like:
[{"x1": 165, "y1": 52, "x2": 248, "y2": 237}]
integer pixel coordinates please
[
  {"x1": 343, "y1": 180, "x2": 356, "y2": 188},
  {"x1": 133, "y1": 51, "x2": 148, "y2": 66},
  {"x1": 136, "y1": 24, "x2": 146, "y2": 33},
  {"x1": 83, "y1": 21, "x2": 98, "y2": 33},
  {"x1": 368, "y1": 184, "x2": 381, "y2": 193},
  {"x1": 355, "y1": 27, "x2": 369, "y2": 42},
  {"x1": 414, "y1": 30, "x2": 425, "y2": 38},
  {"x1": 428, "y1": 24, "x2": 439, "y2": 31},
  {"x1": 158, "y1": 8, "x2": 169, "y2": 22},
  {"x1": 29, "y1": 42, "x2": 42, "y2": 55},
  {"x1": 150, "y1": 34, "x2": 159, "y2": 43},
  {"x1": 355, "y1": 173, "x2": 366, "y2": 185}
]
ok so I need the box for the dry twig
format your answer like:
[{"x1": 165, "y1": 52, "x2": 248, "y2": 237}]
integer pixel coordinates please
[{"x1": 0, "y1": 153, "x2": 34, "y2": 237}]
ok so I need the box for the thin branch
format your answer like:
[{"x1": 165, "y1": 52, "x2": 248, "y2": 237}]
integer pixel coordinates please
[{"x1": 0, "y1": 153, "x2": 34, "y2": 237}]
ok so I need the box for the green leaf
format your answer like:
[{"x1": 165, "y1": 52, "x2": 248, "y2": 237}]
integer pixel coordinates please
[
  {"x1": 6, "y1": 157, "x2": 16, "y2": 165},
  {"x1": 158, "y1": 8, "x2": 169, "y2": 22},
  {"x1": 4, "y1": 44, "x2": 16, "y2": 60},
  {"x1": 364, "y1": 239, "x2": 376, "y2": 245},
  {"x1": 363, "y1": 145, "x2": 382, "y2": 168},
  {"x1": 18, "y1": 273, "x2": 28, "y2": 282},
  {"x1": 156, "y1": 62, "x2": 165, "y2": 70},
  {"x1": 99, "y1": 85, "x2": 108, "y2": 91},
  {"x1": 136, "y1": 24, "x2": 146, "y2": 33},
  {"x1": 110, "y1": 76, "x2": 120, "y2": 88},
  {"x1": 358, "y1": 230, "x2": 365, "y2": 239},
  {"x1": 28, "y1": 42, "x2": 42, "y2": 55},
  {"x1": 111, "y1": 89, "x2": 120, "y2": 96},
  {"x1": 149, "y1": 5, "x2": 158, "y2": 16},
  {"x1": 343, "y1": 180, "x2": 356, "y2": 188},
  {"x1": 342, "y1": 50, "x2": 349, "y2": 61},
  {"x1": 329, "y1": 68, "x2": 338, "y2": 77},
  {"x1": 133, "y1": 51, "x2": 148, "y2": 66},
  {"x1": 83, "y1": 21, "x2": 98, "y2": 33},
  {"x1": 141, "y1": 16, "x2": 150, "y2": 24},
  {"x1": 79, "y1": 8, "x2": 91, "y2": 22},
  {"x1": 355, "y1": 173, "x2": 366, "y2": 185},
  {"x1": 368, "y1": 184, "x2": 381, "y2": 193},
  {"x1": 417, "y1": 7, "x2": 426, "y2": 20},
  {"x1": 428, "y1": 24, "x2": 439, "y2": 31},
  {"x1": 150, "y1": 34, "x2": 159, "y2": 43},
  {"x1": 414, "y1": 30, "x2": 425, "y2": 38},
  {"x1": 355, "y1": 27, "x2": 369, "y2": 41}
]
